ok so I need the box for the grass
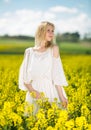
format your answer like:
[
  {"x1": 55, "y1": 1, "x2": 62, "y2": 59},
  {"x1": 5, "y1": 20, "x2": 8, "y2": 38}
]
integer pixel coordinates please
[
  {"x1": 0, "y1": 38, "x2": 91, "y2": 54},
  {"x1": 59, "y1": 42, "x2": 91, "y2": 54},
  {"x1": 0, "y1": 38, "x2": 34, "y2": 54}
]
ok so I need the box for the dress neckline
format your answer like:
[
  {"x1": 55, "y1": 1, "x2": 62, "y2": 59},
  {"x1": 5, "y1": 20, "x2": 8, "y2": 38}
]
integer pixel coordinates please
[{"x1": 32, "y1": 47, "x2": 50, "y2": 54}]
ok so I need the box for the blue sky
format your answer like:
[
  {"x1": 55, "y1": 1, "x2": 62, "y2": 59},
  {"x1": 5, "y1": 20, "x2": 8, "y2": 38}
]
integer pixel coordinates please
[{"x1": 0, "y1": 0, "x2": 91, "y2": 37}]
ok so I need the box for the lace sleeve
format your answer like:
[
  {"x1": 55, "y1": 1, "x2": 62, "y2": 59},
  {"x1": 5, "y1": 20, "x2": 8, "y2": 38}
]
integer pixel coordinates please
[
  {"x1": 52, "y1": 55, "x2": 68, "y2": 87},
  {"x1": 18, "y1": 48, "x2": 32, "y2": 91}
]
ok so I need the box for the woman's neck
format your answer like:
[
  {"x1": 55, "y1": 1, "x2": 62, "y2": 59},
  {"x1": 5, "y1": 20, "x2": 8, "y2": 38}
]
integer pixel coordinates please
[{"x1": 35, "y1": 44, "x2": 46, "y2": 49}]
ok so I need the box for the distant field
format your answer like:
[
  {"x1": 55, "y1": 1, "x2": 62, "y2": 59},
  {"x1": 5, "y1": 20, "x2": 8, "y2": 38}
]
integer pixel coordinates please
[
  {"x1": 0, "y1": 38, "x2": 34, "y2": 54},
  {"x1": 0, "y1": 38, "x2": 91, "y2": 54},
  {"x1": 59, "y1": 42, "x2": 91, "y2": 54}
]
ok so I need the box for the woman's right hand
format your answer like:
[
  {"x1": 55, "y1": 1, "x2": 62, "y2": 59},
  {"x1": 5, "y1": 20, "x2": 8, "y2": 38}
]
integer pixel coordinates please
[
  {"x1": 34, "y1": 90, "x2": 41, "y2": 99},
  {"x1": 24, "y1": 83, "x2": 41, "y2": 99},
  {"x1": 31, "y1": 90, "x2": 41, "y2": 99}
]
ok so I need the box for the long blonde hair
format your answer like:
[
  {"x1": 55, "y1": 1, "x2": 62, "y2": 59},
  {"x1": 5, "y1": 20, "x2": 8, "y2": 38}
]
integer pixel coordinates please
[{"x1": 35, "y1": 21, "x2": 56, "y2": 48}]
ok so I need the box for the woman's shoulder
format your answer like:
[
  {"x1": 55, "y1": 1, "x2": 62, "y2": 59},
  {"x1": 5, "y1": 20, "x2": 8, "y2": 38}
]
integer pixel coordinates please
[
  {"x1": 51, "y1": 44, "x2": 60, "y2": 58},
  {"x1": 25, "y1": 47, "x2": 33, "y2": 54}
]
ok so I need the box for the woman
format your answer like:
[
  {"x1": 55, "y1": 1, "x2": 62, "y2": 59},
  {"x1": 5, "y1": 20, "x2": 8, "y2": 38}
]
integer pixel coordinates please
[{"x1": 19, "y1": 21, "x2": 68, "y2": 110}]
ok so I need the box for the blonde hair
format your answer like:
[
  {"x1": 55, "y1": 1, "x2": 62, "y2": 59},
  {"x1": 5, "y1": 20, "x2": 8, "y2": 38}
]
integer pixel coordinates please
[{"x1": 35, "y1": 21, "x2": 56, "y2": 48}]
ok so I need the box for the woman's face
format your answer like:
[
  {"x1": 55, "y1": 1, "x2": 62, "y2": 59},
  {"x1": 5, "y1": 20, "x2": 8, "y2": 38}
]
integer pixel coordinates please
[{"x1": 45, "y1": 25, "x2": 54, "y2": 42}]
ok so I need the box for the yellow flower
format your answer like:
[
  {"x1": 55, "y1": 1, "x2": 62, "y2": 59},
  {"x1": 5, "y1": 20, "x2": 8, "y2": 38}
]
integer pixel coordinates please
[
  {"x1": 24, "y1": 102, "x2": 34, "y2": 116},
  {"x1": 59, "y1": 110, "x2": 68, "y2": 122},
  {"x1": 26, "y1": 116, "x2": 36, "y2": 129},
  {"x1": 30, "y1": 91, "x2": 36, "y2": 98},
  {"x1": 81, "y1": 105, "x2": 90, "y2": 121},
  {"x1": 0, "y1": 113, "x2": 6, "y2": 127},
  {"x1": 88, "y1": 124, "x2": 91, "y2": 130},
  {"x1": 31, "y1": 127, "x2": 38, "y2": 130},
  {"x1": 46, "y1": 126, "x2": 55, "y2": 130},
  {"x1": 75, "y1": 116, "x2": 88, "y2": 129},
  {"x1": 18, "y1": 126, "x2": 24, "y2": 130},
  {"x1": 65, "y1": 119, "x2": 74, "y2": 129},
  {"x1": 9, "y1": 112, "x2": 22, "y2": 126}
]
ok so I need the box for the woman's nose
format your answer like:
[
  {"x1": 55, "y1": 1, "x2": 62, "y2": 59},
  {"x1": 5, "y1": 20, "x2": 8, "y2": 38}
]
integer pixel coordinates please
[{"x1": 49, "y1": 31, "x2": 53, "y2": 35}]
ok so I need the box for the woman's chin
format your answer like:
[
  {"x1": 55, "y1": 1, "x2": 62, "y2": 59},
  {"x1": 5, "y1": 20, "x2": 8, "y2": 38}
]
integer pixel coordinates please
[{"x1": 47, "y1": 39, "x2": 52, "y2": 42}]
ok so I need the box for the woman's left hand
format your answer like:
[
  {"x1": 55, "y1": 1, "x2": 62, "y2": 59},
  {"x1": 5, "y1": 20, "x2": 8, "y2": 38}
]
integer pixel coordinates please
[{"x1": 61, "y1": 96, "x2": 68, "y2": 108}]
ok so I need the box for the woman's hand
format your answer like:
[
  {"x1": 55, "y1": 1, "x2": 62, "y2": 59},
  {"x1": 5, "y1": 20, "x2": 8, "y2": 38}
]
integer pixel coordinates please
[
  {"x1": 24, "y1": 83, "x2": 41, "y2": 99},
  {"x1": 31, "y1": 90, "x2": 41, "y2": 99},
  {"x1": 30, "y1": 89, "x2": 41, "y2": 99},
  {"x1": 61, "y1": 96, "x2": 68, "y2": 108},
  {"x1": 55, "y1": 86, "x2": 68, "y2": 108}
]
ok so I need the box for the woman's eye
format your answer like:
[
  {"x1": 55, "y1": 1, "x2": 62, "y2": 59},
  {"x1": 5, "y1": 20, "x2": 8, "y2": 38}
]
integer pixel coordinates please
[
  {"x1": 47, "y1": 29, "x2": 54, "y2": 33},
  {"x1": 47, "y1": 29, "x2": 50, "y2": 32}
]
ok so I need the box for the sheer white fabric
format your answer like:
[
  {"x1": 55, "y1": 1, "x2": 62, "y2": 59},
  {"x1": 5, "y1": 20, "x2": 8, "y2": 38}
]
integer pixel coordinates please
[
  {"x1": 52, "y1": 55, "x2": 68, "y2": 87},
  {"x1": 18, "y1": 46, "x2": 68, "y2": 103},
  {"x1": 19, "y1": 48, "x2": 33, "y2": 90}
]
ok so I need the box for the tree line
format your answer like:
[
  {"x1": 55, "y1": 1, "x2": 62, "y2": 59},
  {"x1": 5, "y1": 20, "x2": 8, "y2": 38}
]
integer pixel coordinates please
[
  {"x1": 0, "y1": 34, "x2": 34, "y2": 41},
  {"x1": 56, "y1": 32, "x2": 80, "y2": 43},
  {"x1": 0, "y1": 32, "x2": 91, "y2": 43}
]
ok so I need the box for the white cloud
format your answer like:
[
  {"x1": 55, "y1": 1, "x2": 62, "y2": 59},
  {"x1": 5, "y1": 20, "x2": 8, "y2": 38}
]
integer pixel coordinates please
[
  {"x1": 0, "y1": 9, "x2": 55, "y2": 36},
  {"x1": 42, "y1": 11, "x2": 56, "y2": 20},
  {"x1": 0, "y1": 10, "x2": 42, "y2": 35},
  {"x1": 55, "y1": 13, "x2": 91, "y2": 37},
  {"x1": 0, "y1": 7, "x2": 90, "y2": 37},
  {"x1": 50, "y1": 6, "x2": 78, "y2": 14},
  {"x1": 4, "y1": 0, "x2": 11, "y2": 3}
]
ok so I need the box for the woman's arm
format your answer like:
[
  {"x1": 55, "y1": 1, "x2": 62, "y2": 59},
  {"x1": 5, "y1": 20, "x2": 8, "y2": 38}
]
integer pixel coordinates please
[
  {"x1": 24, "y1": 83, "x2": 41, "y2": 99},
  {"x1": 24, "y1": 82, "x2": 35, "y2": 92},
  {"x1": 52, "y1": 45, "x2": 68, "y2": 108},
  {"x1": 55, "y1": 85, "x2": 68, "y2": 108}
]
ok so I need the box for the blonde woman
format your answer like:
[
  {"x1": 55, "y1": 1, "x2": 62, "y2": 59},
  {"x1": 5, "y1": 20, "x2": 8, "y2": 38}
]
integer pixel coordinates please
[{"x1": 19, "y1": 21, "x2": 68, "y2": 109}]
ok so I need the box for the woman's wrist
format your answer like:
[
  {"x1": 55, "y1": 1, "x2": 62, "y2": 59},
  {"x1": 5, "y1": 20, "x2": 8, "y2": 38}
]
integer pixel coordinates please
[
  {"x1": 60, "y1": 95, "x2": 67, "y2": 101},
  {"x1": 24, "y1": 82, "x2": 35, "y2": 92},
  {"x1": 29, "y1": 87, "x2": 35, "y2": 92},
  {"x1": 56, "y1": 86, "x2": 63, "y2": 97}
]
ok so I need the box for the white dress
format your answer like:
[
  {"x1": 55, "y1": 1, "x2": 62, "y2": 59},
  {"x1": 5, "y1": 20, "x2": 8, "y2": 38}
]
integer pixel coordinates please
[{"x1": 18, "y1": 46, "x2": 68, "y2": 104}]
